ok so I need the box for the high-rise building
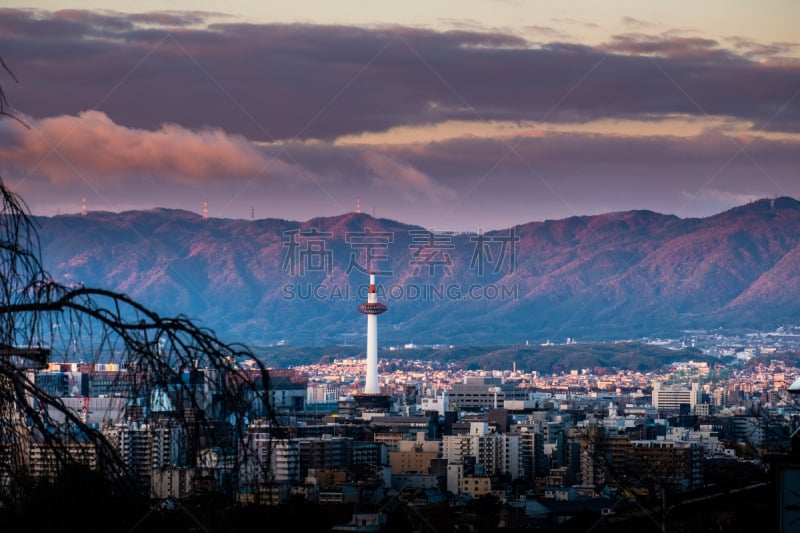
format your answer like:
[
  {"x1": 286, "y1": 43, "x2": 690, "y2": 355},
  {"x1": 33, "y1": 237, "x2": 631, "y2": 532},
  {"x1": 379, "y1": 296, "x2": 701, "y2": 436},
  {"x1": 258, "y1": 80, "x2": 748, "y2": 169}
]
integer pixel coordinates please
[
  {"x1": 652, "y1": 381, "x2": 701, "y2": 413},
  {"x1": 449, "y1": 376, "x2": 527, "y2": 411},
  {"x1": 630, "y1": 440, "x2": 704, "y2": 492}
]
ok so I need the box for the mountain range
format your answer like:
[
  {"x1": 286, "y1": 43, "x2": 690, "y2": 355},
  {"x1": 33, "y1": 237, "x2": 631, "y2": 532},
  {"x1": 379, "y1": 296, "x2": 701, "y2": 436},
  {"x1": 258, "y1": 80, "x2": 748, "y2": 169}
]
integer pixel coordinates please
[{"x1": 33, "y1": 196, "x2": 800, "y2": 348}]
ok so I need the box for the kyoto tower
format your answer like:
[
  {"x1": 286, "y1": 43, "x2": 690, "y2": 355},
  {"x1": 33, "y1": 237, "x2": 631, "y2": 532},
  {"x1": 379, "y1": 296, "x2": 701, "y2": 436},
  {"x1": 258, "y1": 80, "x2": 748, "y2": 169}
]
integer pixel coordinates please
[{"x1": 358, "y1": 272, "x2": 387, "y2": 395}]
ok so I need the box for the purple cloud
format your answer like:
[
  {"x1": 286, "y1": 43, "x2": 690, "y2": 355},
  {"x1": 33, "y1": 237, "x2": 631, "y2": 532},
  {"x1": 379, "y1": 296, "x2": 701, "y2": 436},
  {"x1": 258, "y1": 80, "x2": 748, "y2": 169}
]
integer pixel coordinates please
[{"x1": 0, "y1": 9, "x2": 797, "y2": 143}]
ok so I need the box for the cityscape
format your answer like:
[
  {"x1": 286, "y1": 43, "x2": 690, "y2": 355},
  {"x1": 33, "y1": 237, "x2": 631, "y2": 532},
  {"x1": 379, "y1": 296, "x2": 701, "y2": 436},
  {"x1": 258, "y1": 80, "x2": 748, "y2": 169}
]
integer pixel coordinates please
[{"x1": 4, "y1": 281, "x2": 800, "y2": 531}]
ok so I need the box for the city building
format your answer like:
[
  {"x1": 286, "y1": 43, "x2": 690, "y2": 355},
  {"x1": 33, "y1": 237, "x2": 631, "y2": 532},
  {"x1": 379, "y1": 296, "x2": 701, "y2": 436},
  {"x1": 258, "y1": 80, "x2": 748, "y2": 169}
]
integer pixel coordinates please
[
  {"x1": 449, "y1": 376, "x2": 528, "y2": 411},
  {"x1": 652, "y1": 381, "x2": 701, "y2": 414}
]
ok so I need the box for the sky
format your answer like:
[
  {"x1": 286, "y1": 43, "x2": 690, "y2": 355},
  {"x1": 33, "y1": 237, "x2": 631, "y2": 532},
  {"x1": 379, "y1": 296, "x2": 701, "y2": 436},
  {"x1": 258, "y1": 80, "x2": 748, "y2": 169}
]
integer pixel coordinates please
[{"x1": 0, "y1": 2, "x2": 798, "y2": 232}]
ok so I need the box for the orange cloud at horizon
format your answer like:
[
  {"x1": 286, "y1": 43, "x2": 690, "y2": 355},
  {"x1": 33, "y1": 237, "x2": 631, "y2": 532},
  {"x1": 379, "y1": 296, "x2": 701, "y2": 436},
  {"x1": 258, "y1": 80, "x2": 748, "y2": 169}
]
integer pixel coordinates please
[{"x1": 0, "y1": 110, "x2": 289, "y2": 185}]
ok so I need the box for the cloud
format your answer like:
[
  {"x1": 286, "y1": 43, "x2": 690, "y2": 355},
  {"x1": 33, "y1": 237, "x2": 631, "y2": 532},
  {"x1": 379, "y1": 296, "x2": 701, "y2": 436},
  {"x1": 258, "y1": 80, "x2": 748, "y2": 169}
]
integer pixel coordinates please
[
  {"x1": 362, "y1": 152, "x2": 456, "y2": 203},
  {"x1": 0, "y1": 108, "x2": 797, "y2": 229},
  {"x1": 687, "y1": 189, "x2": 769, "y2": 206},
  {"x1": 604, "y1": 32, "x2": 727, "y2": 60},
  {"x1": 523, "y1": 25, "x2": 569, "y2": 40},
  {"x1": 725, "y1": 35, "x2": 799, "y2": 59},
  {"x1": 1, "y1": 9, "x2": 798, "y2": 145},
  {"x1": 127, "y1": 11, "x2": 227, "y2": 28},
  {"x1": 0, "y1": 9, "x2": 797, "y2": 229},
  {"x1": 0, "y1": 110, "x2": 297, "y2": 185},
  {"x1": 279, "y1": 127, "x2": 800, "y2": 222},
  {"x1": 621, "y1": 16, "x2": 657, "y2": 29}
]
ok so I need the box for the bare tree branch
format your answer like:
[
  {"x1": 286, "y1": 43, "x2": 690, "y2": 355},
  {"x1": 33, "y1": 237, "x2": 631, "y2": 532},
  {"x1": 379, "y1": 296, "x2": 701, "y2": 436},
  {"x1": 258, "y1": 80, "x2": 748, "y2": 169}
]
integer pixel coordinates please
[{"x1": 0, "y1": 58, "x2": 279, "y2": 507}]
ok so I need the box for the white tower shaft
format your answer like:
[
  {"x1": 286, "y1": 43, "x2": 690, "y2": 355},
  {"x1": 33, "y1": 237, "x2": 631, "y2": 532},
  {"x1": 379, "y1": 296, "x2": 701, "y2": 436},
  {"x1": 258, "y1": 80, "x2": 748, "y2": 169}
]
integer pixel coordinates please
[
  {"x1": 365, "y1": 316, "x2": 378, "y2": 394},
  {"x1": 358, "y1": 272, "x2": 386, "y2": 396},
  {"x1": 365, "y1": 273, "x2": 379, "y2": 394}
]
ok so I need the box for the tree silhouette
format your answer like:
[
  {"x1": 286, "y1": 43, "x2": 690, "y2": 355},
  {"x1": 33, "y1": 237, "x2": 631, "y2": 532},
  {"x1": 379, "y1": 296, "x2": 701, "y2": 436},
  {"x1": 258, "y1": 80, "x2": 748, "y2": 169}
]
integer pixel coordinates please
[{"x1": 0, "y1": 57, "x2": 278, "y2": 508}]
